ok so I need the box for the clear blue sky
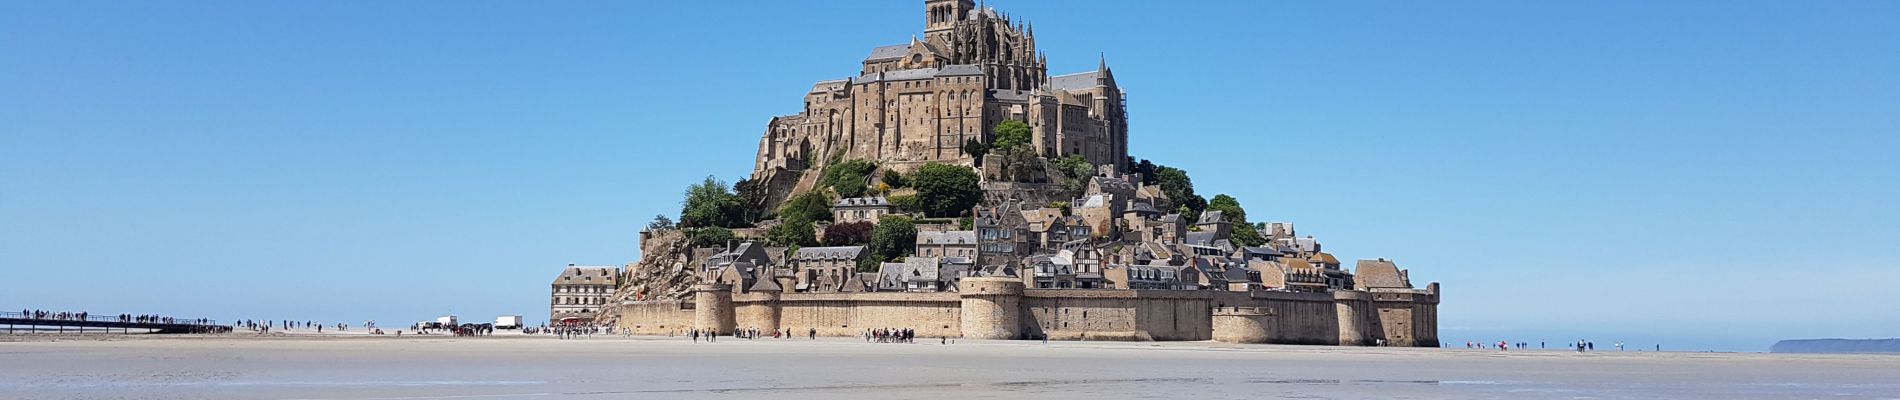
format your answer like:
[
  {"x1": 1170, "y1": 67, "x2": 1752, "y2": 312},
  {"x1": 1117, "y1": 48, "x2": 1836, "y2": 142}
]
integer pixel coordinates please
[{"x1": 3, "y1": 1, "x2": 1895, "y2": 351}]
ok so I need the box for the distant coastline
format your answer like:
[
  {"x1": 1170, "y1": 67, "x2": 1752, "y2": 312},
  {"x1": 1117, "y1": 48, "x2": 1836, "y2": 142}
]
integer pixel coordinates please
[{"x1": 1770, "y1": 338, "x2": 1900, "y2": 354}]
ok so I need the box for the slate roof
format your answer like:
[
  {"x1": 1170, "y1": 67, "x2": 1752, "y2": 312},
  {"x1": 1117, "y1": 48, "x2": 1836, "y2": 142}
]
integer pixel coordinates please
[
  {"x1": 1354, "y1": 259, "x2": 1411, "y2": 289},
  {"x1": 1049, "y1": 71, "x2": 1100, "y2": 91},
  {"x1": 792, "y1": 246, "x2": 866, "y2": 261},
  {"x1": 865, "y1": 44, "x2": 910, "y2": 61},
  {"x1": 939, "y1": 64, "x2": 984, "y2": 76},
  {"x1": 1126, "y1": 201, "x2": 1162, "y2": 216},
  {"x1": 552, "y1": 266, "x2": 619, "y2": 285},
  {"x1": 835, "y1": 196, "x2": 891, "y2": 208},
  {"x1": 747, "y1": 275, "x2": 782, "y2": 293},
  {"x1": 917, "y1": 230, "x2": 977, "y2": 245}
]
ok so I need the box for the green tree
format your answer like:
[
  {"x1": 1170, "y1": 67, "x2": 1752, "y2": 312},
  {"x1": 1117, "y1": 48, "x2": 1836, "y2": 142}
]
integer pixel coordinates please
[
  {"x1": 992, "y1": 119, "x2": 1032, "y2": 151},
  {"x1": 880, "y1": 170, "x2": 909, "y2": 189},
  {"x1": 868, "y1": 216, "x2": 917, "y2": 267},
  {"x1": 646, "y1": 214, "x2": 675, "y2": 231},
  {"x1": 734, "y1": 177, "x2": 770, "y2": 223},
  {"x1": 1155, "y1": 166, "x2": 1207, "y2": 221},
  {"x1": 887, "y1": 194, "x2": 921, "y2": 213},
  {"x1": 679, "y1": 176, "x2": 746, "y2": 228},
  {"x1": 1208, "y1": 194, "x2": 1267, "y2": 247},
  {"x1": 962, "y1": 137, "x2": 991, "y2": 162},
  {"x1": 767, "y1": 215, "x2": 818, "y2": 247},
  {"x1": 777, "y1": 191, "x2": 834, "y2": 223},
  {"x1": 958, "y1": 216, "x2": 974, "y2": 230},
  {"x1": 1055, "y1": 155, "x2": 1094, "y2": 194},
  {"x1": 819, "y1": 159, "x2": 878, "y2": 198},
  {"x1": 911, "y1": 163, "x2": 983, "y2": 218},
  {"x1": 685, "y1": 227, "x2": 736, "y2": 248}
]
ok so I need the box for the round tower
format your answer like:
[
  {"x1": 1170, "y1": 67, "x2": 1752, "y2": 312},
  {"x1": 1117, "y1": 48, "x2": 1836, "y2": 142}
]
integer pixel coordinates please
[
  {"x1": 958, "y1": 277, "x2": 1024, "y2": 340},
  {"x1": 1334, "y1": 290, "x2": 1374, "y2": 346},
  {"x1": 693, "y1": 283, "x2": 735, "y2": 335},
  {"x1": 1211, "y1": 307, "x2": 1276, "y2": 344}
]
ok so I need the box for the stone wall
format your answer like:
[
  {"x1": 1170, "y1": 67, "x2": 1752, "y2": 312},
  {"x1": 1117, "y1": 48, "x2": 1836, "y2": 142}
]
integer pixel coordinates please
[
  {"x1": 613, "y1": 284, "x2": 1438, "y2": 347},
  {"x1": 612, "y1": 301, "x2": 696, "y2": 335},
  {"x1": 1021, "y1": 289, "x2": 1212, "y2": 341},
  {"x1": 775, "y1": 292, "x2": 964, "y2": 338}
]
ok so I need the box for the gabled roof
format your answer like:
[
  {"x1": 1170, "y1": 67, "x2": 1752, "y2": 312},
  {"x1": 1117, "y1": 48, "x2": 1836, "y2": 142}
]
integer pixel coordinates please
[
  {"x1": 792, "y1": 246, "x2": 866, "y2": 261},
  {"x1": 552, "y1": 266, "x2": 619, "y2": 285},
  {"x1": 1049, "y1": 71, "x2": 1100, "y2": 91},
  {"x1": 835, "y1": 196, "x2": 891, "y2": 208},
  {"x1": 747, "y1": 274, "x2": 782, "y2": 293},
  {"x1": 917, "y1": 230, "x2": 977, "y2": 245},
  {"x1": 865, "y1": 44, "x2": 910, "y2": 61}
]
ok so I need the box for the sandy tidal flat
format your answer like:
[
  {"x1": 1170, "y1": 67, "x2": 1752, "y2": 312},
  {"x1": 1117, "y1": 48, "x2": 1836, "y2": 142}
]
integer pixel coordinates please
[{"x1": 2, "y1": 335, "x2": 1897, "y2": 399}]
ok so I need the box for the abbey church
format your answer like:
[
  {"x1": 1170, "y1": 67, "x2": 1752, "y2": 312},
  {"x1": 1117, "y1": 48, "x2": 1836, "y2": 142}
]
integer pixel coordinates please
[{"x1": 753, "y1": 0, "x2": 1128, "y2": 195}]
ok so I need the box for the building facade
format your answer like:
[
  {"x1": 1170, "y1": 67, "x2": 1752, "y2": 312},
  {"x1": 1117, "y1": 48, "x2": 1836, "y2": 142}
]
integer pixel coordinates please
[{"x1": 550, "y1": 265, "x2": 620, "y2": 324}]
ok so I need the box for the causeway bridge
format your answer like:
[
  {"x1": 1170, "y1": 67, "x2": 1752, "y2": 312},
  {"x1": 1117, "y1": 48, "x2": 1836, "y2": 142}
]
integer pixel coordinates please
[{"x1": 2, "y1": 312, "x2": 232, "y2": 334}]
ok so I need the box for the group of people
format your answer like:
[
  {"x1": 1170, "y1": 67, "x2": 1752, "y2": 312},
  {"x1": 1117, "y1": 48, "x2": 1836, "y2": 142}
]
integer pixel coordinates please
[
  {"x1": 864, "y1": 327, "x2": 916, "y2": 343},
  {"x1": 1463, "y1": 339, "x2": 1646, "y2": 352},
  {"x1": 16, "y1": 309, "x2": 214, "y2": 326},
  {"x1": 686, "y1": 327, "x2": 823, "y2": 343},
  {"x1": 231, "y1": 319, "x2": 374, "y2": 334}
]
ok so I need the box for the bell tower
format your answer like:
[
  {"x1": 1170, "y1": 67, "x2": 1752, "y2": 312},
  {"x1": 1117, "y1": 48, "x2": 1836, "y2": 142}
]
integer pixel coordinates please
[{"x1": 925, "y1": 0, "x2": 974, "y2": 42}]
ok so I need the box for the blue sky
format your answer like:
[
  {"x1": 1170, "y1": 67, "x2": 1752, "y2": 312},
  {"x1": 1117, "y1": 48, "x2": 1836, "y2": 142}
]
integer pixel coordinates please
[{"x1": 2, "y1": 1, "x2": 1895, "y2": 351}]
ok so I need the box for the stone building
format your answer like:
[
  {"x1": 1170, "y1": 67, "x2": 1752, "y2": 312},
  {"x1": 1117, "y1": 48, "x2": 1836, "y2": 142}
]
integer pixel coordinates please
[
  {"x1": 549, "y1": 264, "x2": 620, "y2": 324},
  {"x1": 973, "y1": 202, "x2": 1030, "y2": 269},
  {"x1": 788, "y1": 246, "x2": 868, "y2": 293},
  {"x1": 833, "y1": 196, "x2": 895, "y2": 224},
  {"x1": 916, "y1": 229, "x2": 978, "y2": 258},
  {"x1": 751, "y1": 0, "x2": 1130, "y2": 208}
]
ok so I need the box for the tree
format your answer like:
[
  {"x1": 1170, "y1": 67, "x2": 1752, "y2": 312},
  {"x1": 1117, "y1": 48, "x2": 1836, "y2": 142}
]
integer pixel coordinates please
[
  {"x1": 680, "y1": 176, "x2": 746, "y2": 228},
  {"x1": 880, "y1": 170, "x2": 909, "y2": 189},
  {"x1": 685, "y1": 227, "x2": 736, "y2": 248},
  {"x1": 646, "y1": 214, "x2": 675, "y2": 231},
  {"x1": 887, "y1": 194, "x2": 921, "y2": 213},
  {"x1": 819, "y1": 159, "x2": 878, "y2": 198},
  {"x1": 1207, "y1": 194, "x2": 1248, "y2": 224},
  {"x1": 1209, "y1": 194, "x2": 1265, "y2": 247},
  {"x1": 1055, "y1": 155, "x2": 1094, "y2": 194},
  {"x1": 868, "y1": 216, "x2": 917, "y2": 267},
  {"x1": 911, "y1": 163, "x2": 983, "y2": 218},
  {"x1": 734, "y1": 178, "x2": 770, "y2": 223},
  {"x1": 1132, "y1": 158, "x2": 1159, "y2": 185},
  {"x1": 962, "y1": 137, "x2": 991, "y2": 163},
  {"x1": 767, "y1": 215, "x2": 818, "y2": 247},
  {"x1": 823, "y1": 221, "x2": 875, "y2": 246},
  {"x1": 1155, "y1": 166, "x2": 1206, "y2": 222},
  {"x1": 777, "y1": 191, "x2": 834, "y2": 223},
  {"x1": 992, "y1": 119, "x2": 1032, "y2": 151}
]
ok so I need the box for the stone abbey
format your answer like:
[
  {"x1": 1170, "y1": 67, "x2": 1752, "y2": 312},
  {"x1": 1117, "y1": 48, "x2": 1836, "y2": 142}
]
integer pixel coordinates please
[{"x1": 752, "y1": 0, "x2": 1128, "y2": 202}]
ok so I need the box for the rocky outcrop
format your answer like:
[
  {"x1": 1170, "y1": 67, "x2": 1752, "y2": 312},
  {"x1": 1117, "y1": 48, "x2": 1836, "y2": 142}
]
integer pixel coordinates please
[{"x1": 614, "y1": 229, "x2": 703, "y2": 303}]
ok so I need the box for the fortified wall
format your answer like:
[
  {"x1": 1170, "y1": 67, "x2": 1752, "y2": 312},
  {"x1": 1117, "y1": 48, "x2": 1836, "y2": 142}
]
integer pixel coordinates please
[{"x1": 612, "y1": 278, "x2": 1438, "y2": 346}]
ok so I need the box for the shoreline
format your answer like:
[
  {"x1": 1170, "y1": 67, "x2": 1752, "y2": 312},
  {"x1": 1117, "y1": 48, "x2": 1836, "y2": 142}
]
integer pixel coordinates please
[{"x1": 6, "y1": 334, "x2": 1897, "y2": 399}]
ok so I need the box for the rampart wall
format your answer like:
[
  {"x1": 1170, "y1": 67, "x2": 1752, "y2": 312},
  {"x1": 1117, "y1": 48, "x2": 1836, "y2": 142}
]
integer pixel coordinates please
[{"x1": 613, "y1": 281, "x2": 1439, "y2": 346}]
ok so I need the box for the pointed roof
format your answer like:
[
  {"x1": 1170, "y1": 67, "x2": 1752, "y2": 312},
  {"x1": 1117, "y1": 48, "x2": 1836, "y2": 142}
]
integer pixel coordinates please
[{"x1": 748, "y1": 274, "x2": 783, "y2": 293}]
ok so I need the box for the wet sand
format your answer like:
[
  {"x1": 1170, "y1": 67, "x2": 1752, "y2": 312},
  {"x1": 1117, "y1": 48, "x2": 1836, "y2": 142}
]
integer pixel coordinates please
[{"x1": 2, "y1": 334, "x2": 1896, "y2": 399}]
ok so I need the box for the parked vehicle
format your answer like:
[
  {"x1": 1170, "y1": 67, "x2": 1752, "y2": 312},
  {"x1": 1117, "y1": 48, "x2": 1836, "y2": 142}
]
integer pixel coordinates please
[{"x1": 495, "y1": 315, "x2": 523, "y2": 329}]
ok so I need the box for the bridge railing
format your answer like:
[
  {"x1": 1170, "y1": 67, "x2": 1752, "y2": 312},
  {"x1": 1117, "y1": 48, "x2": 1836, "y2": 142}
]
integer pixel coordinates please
[{"x1": 1, "y1": 311, "x2": 219, "y2": 326}]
